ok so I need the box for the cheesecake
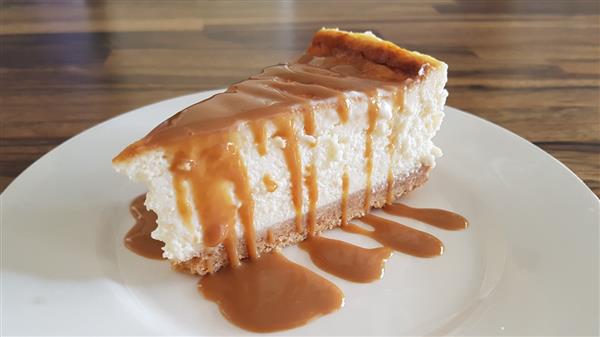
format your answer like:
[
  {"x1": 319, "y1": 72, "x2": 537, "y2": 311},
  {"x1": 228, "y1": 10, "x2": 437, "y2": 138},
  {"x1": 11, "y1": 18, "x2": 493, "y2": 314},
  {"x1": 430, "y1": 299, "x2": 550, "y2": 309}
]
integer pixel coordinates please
[{"x1": 113, "y1": 28, "x2": 448, "y2": 275}]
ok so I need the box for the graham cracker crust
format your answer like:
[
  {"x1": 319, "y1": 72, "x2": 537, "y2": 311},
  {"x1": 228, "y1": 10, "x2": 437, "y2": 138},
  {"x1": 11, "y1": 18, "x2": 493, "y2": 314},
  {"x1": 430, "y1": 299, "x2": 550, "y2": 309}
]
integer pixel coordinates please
[{"x1": 173, "y1": 166, "x2": 431, "y2": 275}]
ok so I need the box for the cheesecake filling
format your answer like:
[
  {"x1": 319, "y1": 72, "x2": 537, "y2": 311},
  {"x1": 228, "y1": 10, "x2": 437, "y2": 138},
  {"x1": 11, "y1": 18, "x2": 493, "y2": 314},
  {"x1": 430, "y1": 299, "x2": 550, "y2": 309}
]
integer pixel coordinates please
[{"x1": 113, "y1": 55, "x2": 447, "y2": 263}]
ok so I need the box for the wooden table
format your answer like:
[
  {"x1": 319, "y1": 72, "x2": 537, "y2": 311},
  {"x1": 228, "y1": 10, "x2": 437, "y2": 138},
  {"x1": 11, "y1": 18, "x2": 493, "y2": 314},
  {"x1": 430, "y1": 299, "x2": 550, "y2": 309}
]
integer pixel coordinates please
[{"x1": 1, "y1": 0, "x2": 599, "y2": 195}]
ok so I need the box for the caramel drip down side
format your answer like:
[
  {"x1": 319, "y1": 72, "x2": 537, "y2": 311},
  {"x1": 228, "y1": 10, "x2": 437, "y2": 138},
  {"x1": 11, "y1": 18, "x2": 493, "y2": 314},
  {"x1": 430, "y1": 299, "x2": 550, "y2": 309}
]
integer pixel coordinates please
[
  {"x1": 364, "y1": 91, "x2": 379, "y2": 212},
  {"x1": 266, "y1": 229, "x2": 275, "y2": 245},
  {"x1": 336, "y1": 94, "x2": 349, "y2": 123},
  {"x1": 263, "y1": 174, "x2": 278, "y2": 192},
  {"x1": 250, "y1": 120, "x2": 268, "y2": 156},
  {"x1": 386, "y1": 88, "x2": 404, "y2": 204},
  {"x1": 383, "y1": 203, "x2": 469, "y2": 231},
  {"x1": 170, "y1": 131, "x2": 257, "y2": 264},
  {"x1": 171, "y1": 152, "x2": 193, "y2": 231},
  {"x1": 273, "y1": 116, "x2": 304, "y2": 233},
  {"x1": 304, "y1": 102, "x2": 319, "y2": 237},
  {"x1": 340, "y1": 170, "x2": 350, "y2": 227},
  {"x1": 300, "y1": 236, "x2": 392, "y2": 283},
  {"x1": 124, "y1": 194, "x2": 165, "y2": 260},
  {"x1": 198, "y1": 252, "x2": 343, "y2": 333},
  {"x1": 306, "y1": 164, "x2": 319, "y2": 237},
  {"x1": 233, "y1": 144, "x2": 259, "y2": 260},
  {"x1": 302, "y1": 103, "x2": 316, "y2": 137},
  {"x1": 223, "y1": 221, "x2": 241, "y2": 267}
]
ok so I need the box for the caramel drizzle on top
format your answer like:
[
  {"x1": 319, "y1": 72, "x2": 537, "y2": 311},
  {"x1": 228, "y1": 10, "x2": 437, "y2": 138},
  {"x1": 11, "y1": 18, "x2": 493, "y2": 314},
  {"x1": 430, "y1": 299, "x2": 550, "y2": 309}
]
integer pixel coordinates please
[{"x1": 114, "y1": 55, "x2": 416, "y2": 267}]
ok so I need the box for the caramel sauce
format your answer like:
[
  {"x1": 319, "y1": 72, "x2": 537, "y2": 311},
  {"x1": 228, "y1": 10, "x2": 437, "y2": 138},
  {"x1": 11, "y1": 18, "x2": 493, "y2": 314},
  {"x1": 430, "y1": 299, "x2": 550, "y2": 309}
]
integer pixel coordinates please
[
  {"x1": 198, "y1": 252, "x2": 343, "y2": 333},
  {"x1": 262, "y1": 174, "x2": 278, "y2": 192},
  {"x1": 124, "y1": 194, "x2": 165, "y2": 259},
  {"x1": 169, "y1": 132, "x2": 258, "y2": 263},
  {"x1": 273, "y1": 116, "x2": 304, "y2": 233},
  {"x1": 383, "y1": 203, "x2": 469, "y2": 231},
  {"x1": 336, "y1": 94, "x2": 349, "y2": 123},
  {"x1": 172, "y1": 171, "x2": 193, "y2": 230},
  {"x1": 300, "y1": 236, "x2": 392, "y2": 283},
  {"x1": 302, "y1": 103, "x2": 316, "y2": 136},
  {"x1": 206, "y1": 259, "x2": 215, "y2": 274},
  {"x1": 250, "y1": 120, "x2": 268, "y2": 156},
  {"x1": 266, "y1": 229, "x2": 275, "y2": 245},
  {"x1": 364, "y1": 91, "x2": 379, "y2": 212},
  {"x1": 223, "y1": 223, "x2": 241, "y2": 267},
  {"x1": 344, "y1": 214, "x2": 443, "y2": 258},
  {"x1": 340, "y1": 170, "x2": 350, "y2": 227},
  {"x1": 385, "y1": 168, "x2": 395, "y2": 205},
  {"x1": 305, "y1": 164, "x2": 319, "y2": 236},
  {"x1": 385, "y1": 89, "x2": 404, "y2": 204}
]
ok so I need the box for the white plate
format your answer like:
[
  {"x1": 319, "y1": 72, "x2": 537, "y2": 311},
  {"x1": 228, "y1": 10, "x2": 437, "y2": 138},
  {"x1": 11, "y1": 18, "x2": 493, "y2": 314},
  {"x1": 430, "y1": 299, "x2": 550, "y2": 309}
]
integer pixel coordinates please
[{"x1": 2, "y1": 90, "x2": 598, "y2": 336}]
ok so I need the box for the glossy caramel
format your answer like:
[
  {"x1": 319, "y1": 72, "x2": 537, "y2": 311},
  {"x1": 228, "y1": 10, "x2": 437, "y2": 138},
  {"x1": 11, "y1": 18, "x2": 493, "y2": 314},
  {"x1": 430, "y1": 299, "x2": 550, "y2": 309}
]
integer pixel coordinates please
[
  {"x1": 363, "y1": 89, "x2": 379, "y2": 212},
  {"x1": 262, "y1": 174, "x2": 278, "y2": 192},
  {"x1": 383, "y1": 203, "x2": 469, "y2": 230},
  {"x1": 300, "y1": 235, "x2": 391, "y2": 283},
  {"x1": 340, "y1": 170, "x2": 350, "y2": 227},
  {"x1": 385, "y1": 89, "x2": 404, "y2": 204},
  {"x1": 198, "y1": 252, "x2": 343, "y2": 333},
  {"x1": 344, "y1": 214, "x2": 443, "y2": 258},
  {"x1": 124, "y1": 194, "x2": 164, "y2": 259},
  {"x1": 305, "y1": 164, "x2": 319, "y2": 236}
]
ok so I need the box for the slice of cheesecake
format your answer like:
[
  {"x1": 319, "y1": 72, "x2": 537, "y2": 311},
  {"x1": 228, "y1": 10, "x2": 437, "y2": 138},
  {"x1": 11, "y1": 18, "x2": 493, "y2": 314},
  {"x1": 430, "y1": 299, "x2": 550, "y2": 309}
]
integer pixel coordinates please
[{"x1": 113, "y1": 28, "x2": 448, "y2": 275}]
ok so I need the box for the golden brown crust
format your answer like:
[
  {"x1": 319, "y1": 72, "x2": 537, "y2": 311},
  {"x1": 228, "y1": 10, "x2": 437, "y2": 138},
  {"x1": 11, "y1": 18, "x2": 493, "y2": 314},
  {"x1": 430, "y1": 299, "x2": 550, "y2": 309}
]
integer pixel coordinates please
[
  {"x1": 173, "y1": 166, "x2": 431, "y2": 275},
  {"x1": 307, "y1": 28, "x2": 443, "y2": 78}
]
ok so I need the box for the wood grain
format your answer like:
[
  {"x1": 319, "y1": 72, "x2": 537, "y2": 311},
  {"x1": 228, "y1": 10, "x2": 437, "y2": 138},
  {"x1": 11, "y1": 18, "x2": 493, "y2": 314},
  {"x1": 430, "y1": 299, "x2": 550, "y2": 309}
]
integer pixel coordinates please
[{"x1": 1, "y1": 0, "x2": 598, "y2": 196}]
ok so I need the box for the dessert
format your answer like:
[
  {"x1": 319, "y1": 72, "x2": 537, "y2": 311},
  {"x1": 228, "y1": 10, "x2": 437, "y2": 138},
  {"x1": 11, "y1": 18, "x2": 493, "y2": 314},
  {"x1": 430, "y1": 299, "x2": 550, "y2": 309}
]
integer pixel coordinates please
[{"x1": 113, "y1": 28, "x2": 448, "y2": 275}]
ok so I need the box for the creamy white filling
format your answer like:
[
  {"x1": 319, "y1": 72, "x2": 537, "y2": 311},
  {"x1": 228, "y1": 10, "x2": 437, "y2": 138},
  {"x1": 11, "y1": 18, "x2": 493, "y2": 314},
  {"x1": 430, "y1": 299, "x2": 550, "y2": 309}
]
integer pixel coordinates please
[{"x1": 113, "y1": 65, "x2": 448, "y2": 262}]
